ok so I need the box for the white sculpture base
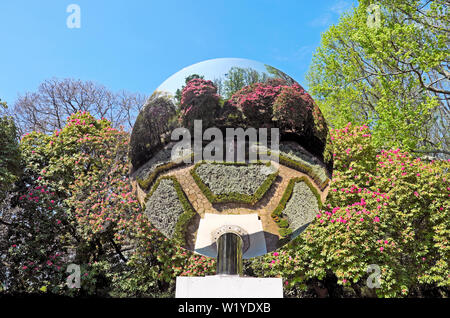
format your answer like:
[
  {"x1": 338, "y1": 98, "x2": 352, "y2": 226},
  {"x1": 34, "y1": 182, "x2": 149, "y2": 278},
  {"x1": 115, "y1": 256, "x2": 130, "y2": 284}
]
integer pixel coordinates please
[
  {"x1": 194, "y1": 213, "x2": 267, "y2": 258},
  {"x1": 175, "y1": 275, "x2": 283, "y2": 298}
]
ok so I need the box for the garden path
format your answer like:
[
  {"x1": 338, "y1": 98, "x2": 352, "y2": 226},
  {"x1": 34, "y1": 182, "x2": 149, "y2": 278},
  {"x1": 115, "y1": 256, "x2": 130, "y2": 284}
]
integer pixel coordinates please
[{"x1": 155, "y1": 162, "x2": 329, "y2": 253}]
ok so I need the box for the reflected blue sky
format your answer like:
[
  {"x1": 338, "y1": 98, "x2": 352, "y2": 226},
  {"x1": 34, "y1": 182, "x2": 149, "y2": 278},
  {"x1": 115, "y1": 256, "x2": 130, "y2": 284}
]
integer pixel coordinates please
[{"x1": 156, "y1": 58, "x2": 269, "y2": 97}]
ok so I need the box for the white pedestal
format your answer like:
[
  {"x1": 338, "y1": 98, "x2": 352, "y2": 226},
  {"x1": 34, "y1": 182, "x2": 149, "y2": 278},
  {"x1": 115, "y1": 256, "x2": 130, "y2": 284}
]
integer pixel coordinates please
[
  {"x1": 175, "y1": 275, "x2": 283, "y2": 298},
  {"x1": 194, "y1": 213, "x2": 267, "y2": 258}
]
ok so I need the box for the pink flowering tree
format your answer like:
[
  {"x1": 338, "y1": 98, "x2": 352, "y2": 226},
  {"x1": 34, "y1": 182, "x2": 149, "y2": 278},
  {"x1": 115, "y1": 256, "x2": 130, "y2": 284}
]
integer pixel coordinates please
[
  {"x1": 226, "y1": 80, "x2": 326, "y2": 140},
  {"x1": 227, "y1": 80, "x2": 285, "y2": 127},
  {"x1": 179, "y1": 78, "x2": 220, "y2": 130},
  {"x1": 250, "y1": 123, "x2": 449, "y2": 297},
  {"x1": 272, "y1": 83, "x2": 315, "y2": 134},
  {"x1": 1, "y1": 111, "x2": 214, "y2": 296},
  {"x1": 5, "y1": 112, "x2": 138, "y2": 294},
  {"x1": 0, "y1": 186, "x2": 70, "y2": 293}
]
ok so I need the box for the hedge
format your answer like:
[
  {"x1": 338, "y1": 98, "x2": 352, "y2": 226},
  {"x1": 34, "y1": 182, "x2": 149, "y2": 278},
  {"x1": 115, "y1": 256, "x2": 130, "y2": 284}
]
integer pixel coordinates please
[
  {"x1": 137, "y1": 154, "x2": 194, "y2": 191},
  {"x1": 278, "y1": 153, "x2": 330, "y2": 191},
  {"x1": 271, "y1": 176, "x2": 322, "y2": 238},
  {"x1": 190, "y1": 161, "x2": 278, "y2": 205}
]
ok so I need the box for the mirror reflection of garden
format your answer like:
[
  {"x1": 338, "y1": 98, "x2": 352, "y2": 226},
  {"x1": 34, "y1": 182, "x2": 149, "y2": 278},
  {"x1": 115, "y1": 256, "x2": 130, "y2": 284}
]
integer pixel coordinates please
[{"x1": 129, "y1": 58, "x2": 332, "y2": 257}]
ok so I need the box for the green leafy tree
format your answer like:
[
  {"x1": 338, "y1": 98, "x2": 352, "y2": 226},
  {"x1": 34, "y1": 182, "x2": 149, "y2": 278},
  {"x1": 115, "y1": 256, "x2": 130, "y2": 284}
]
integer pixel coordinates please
[
  {"x1": 0, "y1": 100, "x2": 21, "y2": 194},
  {"x1": 0, "y1": 186, "x2": 71, "y2": 293},
  {"x1": 306, "y1": 0, "x2": 449, "y2": 157},
  {"x1": 223, "y1": 67, "x2": 269, "y2": 98},
  {"x1": 4, "y1": 112, "x2": 138, "y2": 295}
]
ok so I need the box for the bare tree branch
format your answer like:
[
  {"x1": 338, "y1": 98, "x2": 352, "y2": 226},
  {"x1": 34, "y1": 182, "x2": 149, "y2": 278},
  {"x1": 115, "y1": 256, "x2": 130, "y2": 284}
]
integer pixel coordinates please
[{"x1": 12, "y1": 78, "x2": 147, "y2": 135}]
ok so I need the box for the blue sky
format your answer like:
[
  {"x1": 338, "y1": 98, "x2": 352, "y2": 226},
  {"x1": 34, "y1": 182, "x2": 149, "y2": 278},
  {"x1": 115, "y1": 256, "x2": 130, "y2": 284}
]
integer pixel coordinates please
[{"x1": 0, "y1": 0, "x2": 356, "y2": 106}]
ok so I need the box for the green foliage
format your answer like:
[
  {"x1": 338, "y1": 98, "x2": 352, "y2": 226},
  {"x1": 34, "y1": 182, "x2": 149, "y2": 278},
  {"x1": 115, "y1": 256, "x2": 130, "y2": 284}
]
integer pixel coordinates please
[
  {"x1": 4, "y1": 105, "x2": 448, "y2": 297},
  {"x1": 277, "y1": 218, "x2": 289, "y2": 228},
  {"x1": 0, "y1": 104, "x2": 21, "y2": 192},
  {"x1": 251, "y1": 123, "x2": 449, "y2": 297},
  {"x1": 2, "y1": 111, "x2": 212, "y2": 297},
  {"x1": 190, "y1": 161, "x2": 278, "y2": 205},
  {"x1": 278, "y1": 228, "x2": 293, "y2": 238},
  {"x1": 170, "y1": 177, "x2": 197, "y2": 247},
  {"x1": 0, "y1": 189, "x2": 72, "y2": 294},
  {"x1": 306, "y1": 0, "x2": 449, "y2": 156},
  {"x1": 13, "y1": 111, "x2": 144, "y2": 294},
  {"x1": 222, "y1": 67, "x2": 269, "y2": 98}
]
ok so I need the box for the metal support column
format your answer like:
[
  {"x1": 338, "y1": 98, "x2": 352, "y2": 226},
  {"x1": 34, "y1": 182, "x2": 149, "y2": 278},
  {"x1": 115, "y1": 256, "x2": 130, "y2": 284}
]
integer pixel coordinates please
[{"x1": 216, "y1": 232, "x2": 243, "y2": 275}]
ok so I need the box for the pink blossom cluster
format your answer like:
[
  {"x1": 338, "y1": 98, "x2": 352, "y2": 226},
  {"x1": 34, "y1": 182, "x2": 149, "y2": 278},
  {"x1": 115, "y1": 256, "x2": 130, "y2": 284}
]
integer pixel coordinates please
[{"x1": 180, "y1": 78, "x2": 219, "y2": 108}]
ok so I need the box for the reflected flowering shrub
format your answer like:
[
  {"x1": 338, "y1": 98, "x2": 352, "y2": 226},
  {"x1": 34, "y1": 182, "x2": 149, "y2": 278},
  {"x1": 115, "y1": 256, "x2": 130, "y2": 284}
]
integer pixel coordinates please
[
  {"x1": 227, "y1": 79, "x2": 286, "y2": 127},
  {"x1": 273, "y1": 84, "x2": 314, "y2": 134},
  {"x1": 129, "y1": 96, "x2": 176, "y2": 169},
  {"x1": 227, "y1": 80, "x2": 321, "y2": 140},
  {"x1": 180, "y1": 78, "x2": 220, "y2": 130}
]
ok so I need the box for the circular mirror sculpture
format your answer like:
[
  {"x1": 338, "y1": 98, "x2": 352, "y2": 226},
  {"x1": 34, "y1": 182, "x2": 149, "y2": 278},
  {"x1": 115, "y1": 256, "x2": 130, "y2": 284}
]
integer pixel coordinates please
[{"x1": 130, "y1": 58, "x2": 333, "y2": 259}]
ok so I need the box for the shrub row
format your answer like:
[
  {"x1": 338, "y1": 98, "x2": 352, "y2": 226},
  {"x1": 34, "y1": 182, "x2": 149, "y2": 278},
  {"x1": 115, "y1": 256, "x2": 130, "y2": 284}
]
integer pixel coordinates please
[
  {"x1": 190, "y1": 161, "x2": 278, "y2": 205},
  {"x1": 144, "y1": 175, "x2": 196, "y2": 247},
  {"x1": 271, "y1": 176, "x2": 322, "y2": 239},
  {"x1": 137, "y1": 155, "x2": 193, "y2": 191},
  {"x1": 278, "y1": 153, "x2": 330, "y2": 190}
]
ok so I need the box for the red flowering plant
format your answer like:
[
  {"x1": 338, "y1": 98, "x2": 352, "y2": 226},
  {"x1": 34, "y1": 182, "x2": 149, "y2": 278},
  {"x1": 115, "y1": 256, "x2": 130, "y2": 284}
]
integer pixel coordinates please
[
  {"x1": 226, "y1": 79, "x2": 321, "y2": 137},
  {"x1": 179, "y1": 78, "x2": 220, "y2": 130},
  {"x1": 10, "y1": 112, "x2": 135, "y2": 294},
  {"x1": 250, "y1": 123, "x2": 449, "y2": 297},
  {"x1": 178, "y1": 253, "x2": 216, "y2": 277},
  {"x1": 227, "y1": 79, "x2": 286, "y2": 127},
  {"x1": 273, "y1": 84, "x2": 315, "y2": 135},
  {"x1": 0, "y1": 185, "x2": 69, "y2": 294}
]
